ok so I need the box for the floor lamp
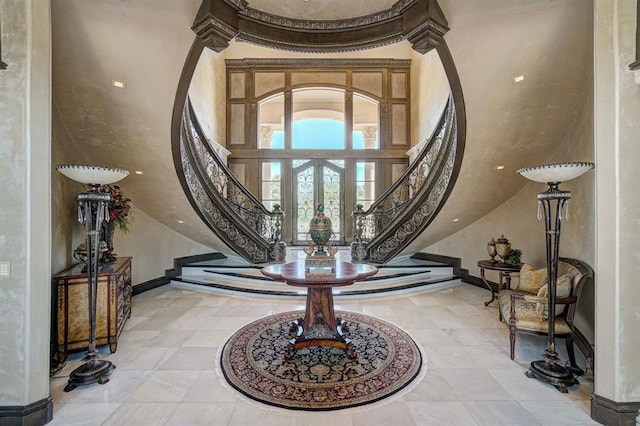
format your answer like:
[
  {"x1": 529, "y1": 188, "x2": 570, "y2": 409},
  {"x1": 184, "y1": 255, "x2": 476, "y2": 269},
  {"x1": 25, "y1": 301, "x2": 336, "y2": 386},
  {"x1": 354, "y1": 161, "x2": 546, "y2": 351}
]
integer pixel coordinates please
[
  {"x1": 517, "y1": 162, "x2": 594, "y2": 393},
  {"x1": 56, "y1": 165, "x2": 129, "y2": 392}
]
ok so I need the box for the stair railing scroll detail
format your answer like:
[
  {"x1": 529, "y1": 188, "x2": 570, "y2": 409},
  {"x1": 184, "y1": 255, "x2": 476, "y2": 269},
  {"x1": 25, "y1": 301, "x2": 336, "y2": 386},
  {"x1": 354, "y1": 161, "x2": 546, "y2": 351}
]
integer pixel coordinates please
[
  {"x1": 351, "y1": 95, "x2": 457, "y2": 263},
  {"x1": 181, "y1": 98, "x2": 286, "y2": 263}
]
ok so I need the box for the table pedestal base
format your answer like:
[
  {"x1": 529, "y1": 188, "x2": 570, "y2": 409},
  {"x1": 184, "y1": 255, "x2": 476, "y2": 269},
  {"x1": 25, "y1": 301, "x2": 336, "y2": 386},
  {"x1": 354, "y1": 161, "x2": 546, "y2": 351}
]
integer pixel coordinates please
[
  {"x1": 287, "y1": 317, "x2": 356, "y2": 359},
  {"x1": 285, "y1": 287, "x2": 356, "y2": 359},
  {"x1": 261, "y1": 261, "x2": 378, "y2": 361}
]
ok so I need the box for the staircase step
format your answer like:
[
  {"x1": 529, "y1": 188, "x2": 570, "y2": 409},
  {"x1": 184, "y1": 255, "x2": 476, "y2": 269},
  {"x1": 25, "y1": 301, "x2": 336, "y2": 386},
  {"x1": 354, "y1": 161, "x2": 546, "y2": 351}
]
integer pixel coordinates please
[{"x1": 171, "y1": 268, "x2": 460, "y2": 298}]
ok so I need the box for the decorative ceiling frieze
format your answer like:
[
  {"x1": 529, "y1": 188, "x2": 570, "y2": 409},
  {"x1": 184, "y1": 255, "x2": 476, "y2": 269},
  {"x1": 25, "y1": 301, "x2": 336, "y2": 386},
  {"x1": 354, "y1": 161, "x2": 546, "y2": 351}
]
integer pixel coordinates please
[
  {"x1": 192, "y1": 0, "x2": 448, "y2": 53},
  {"x1": 224, "y1": 58, "x2": 412, "y2": 69}
]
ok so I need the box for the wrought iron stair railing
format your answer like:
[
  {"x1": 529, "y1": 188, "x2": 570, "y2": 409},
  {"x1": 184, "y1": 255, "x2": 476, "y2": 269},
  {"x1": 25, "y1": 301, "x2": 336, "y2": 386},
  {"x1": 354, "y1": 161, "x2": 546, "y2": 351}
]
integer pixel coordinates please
[
  {"x1": 178, "y1": 98, "x2": 286, "y2": 264},
  {"x1": 351, "y1": 94, "x2": 459, "y2": 263},
  {"x1": 178, "y1": 94, "x2": 460, "y2": 265}
]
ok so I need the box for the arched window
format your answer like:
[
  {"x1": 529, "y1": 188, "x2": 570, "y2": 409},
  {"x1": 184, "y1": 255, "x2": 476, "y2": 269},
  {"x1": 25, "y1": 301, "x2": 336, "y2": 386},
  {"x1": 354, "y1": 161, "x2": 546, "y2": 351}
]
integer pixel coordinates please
[{"x1": 227, "y1": 60, "x2": 410, "y2": 244}]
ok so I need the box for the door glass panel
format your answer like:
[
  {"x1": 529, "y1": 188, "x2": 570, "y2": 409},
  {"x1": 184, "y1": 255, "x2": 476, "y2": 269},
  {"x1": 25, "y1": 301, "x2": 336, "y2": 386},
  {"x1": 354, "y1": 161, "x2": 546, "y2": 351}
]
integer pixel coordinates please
[
  {"x1": 353, "y1": 94, "x2": 379, "y2": 149},
  {"x1": 260, "y1": 162, "x2": 281, "y2": 210},
  {"x1": 294, "y1": 162, "x2": 315, "y2": 243},
  {"x1": 292, "y1": 159, "x2": 310, "y2": 168},
  {"x1": 258, "y1": 93, "x2": 285, "y2": 149},
  {"x1": 356, "y1": 161, "x2": 376, "y2": 210},
  {"x1": 293, "y1": 160, "x2": 344, "y2": 245},
  {"x1": 292, "y1": 88, "x2": 345, "y2": 149},
  {"x1": 322, "y1": 164, "x2": 343, "y2": 242}
]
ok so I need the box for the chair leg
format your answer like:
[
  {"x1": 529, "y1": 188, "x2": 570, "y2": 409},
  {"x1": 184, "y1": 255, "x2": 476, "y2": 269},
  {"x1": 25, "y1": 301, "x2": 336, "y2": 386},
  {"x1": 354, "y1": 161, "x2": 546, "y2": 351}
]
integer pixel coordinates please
[
  {"x1": 509, "y1": 329, "x2": 516, "y2": 360},
  {"x1": 565, "y1": 336, "x2": 584, "y2": 376},
  {"x1": 565, "y1": 336, "x2": 576, "y2": 367}
]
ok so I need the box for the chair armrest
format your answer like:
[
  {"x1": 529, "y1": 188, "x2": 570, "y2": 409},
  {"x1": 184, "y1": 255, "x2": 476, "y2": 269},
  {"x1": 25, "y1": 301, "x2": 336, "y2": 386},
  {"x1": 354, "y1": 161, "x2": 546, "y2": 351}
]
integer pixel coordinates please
[
  {"x1": 511, "y1": 294, "x2": 577, "y2": 305},
  {"x1": 521, "y1": 294, "x2": 547, "y2": 304},
  {"x1": 555, "y1": 296, "x2": 577, "y2": 304},
  {"x1": 509, "y1": 292, "x2": 535, "y2": 302}
]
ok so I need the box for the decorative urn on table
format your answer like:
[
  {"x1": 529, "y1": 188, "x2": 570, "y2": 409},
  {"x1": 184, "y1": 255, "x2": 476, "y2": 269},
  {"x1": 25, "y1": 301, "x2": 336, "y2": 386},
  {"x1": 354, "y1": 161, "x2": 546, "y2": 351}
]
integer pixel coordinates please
[
  {"x1": 307, "y1": 204, "x2": 336, "y2": 255},
  {"x1": 495, "y1": 234, "x2": 511, "y2": 263},
  {"x1": 305, "y1": 204, "x2": 337, "y2": 271},
  {"x1": 487, "y1": 238, "x2": 497, "y2": 263}
]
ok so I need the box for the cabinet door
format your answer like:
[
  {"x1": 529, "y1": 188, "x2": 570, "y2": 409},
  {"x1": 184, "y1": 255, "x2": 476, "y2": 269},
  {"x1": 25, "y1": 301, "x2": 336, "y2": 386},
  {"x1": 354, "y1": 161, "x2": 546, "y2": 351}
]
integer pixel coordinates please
[{"x1": 61, "y1": 277, "x2": 110, "y2": 344}]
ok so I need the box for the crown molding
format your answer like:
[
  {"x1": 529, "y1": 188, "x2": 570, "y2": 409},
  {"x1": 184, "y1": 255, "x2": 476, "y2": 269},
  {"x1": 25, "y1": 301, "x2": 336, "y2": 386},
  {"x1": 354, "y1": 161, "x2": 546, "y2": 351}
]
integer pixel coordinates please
[{"x1": 193, "y1": 0, "x2": 448, "y2": 53}]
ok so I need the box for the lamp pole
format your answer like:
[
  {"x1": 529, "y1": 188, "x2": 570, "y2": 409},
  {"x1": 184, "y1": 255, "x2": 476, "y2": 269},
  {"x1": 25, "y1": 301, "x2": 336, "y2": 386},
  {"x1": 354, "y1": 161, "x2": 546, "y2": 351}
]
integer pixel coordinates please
[
  {"x1": 517, "y1": 162, "x2": 593, "y2": 393},
  {"x1": 524, "y1": 182, "x2": 577, "y2": 392},
  {"x1": 56, "y1": 165, "x2": 128, "y2": 392},
  {"x1": 64, "y1": 186, "x2": 116, "y2": 392}
]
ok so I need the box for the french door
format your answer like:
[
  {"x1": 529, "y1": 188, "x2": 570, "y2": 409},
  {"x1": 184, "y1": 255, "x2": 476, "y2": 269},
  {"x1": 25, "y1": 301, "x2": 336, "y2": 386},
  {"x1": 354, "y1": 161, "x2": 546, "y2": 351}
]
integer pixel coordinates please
[{"x1": 292, "y1": 159, "x2": 345, "y2": 245}]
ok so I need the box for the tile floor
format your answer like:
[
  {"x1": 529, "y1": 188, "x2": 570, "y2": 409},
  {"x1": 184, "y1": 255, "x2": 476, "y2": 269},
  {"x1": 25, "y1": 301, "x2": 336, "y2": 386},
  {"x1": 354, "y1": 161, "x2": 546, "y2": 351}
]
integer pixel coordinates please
[{"x1": 49, "y1": 282, "x2": 597, "y2": 425}]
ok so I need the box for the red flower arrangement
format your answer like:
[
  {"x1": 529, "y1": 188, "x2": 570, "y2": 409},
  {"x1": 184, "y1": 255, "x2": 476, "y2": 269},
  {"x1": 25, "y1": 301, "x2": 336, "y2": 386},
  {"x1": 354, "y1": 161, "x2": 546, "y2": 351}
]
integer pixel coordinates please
[{"x1": 105, "y1": 185, "x2": 132, "y2": 233}]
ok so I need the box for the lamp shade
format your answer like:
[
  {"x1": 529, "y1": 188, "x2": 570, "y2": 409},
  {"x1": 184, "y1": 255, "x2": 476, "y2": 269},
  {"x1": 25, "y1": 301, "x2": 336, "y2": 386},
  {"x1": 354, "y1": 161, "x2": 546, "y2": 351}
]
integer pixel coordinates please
[
  {"x1": 56, "y1": 165, "x2": 129, "y2": 185},
  {"x1": 517, "y1": 162, "x2": 594, "y2": 184}
]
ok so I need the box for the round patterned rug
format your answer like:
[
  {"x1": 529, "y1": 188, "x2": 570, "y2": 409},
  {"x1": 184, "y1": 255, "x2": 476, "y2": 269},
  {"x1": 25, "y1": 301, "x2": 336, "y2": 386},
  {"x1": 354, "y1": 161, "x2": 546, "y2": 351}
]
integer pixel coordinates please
[{"x1": 220, "y1": 310, "x2": 423, "y2": 411}]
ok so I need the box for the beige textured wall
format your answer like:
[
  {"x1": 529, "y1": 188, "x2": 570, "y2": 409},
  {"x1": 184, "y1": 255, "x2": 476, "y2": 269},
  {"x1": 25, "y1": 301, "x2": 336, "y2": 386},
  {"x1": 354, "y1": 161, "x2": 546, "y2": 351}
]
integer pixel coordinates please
[
  {"x1": 188, "y1": 48, "x2": 227, "y2": 146},
  {"x1": 51, "y1": 50, "x2": 219, "y2": 284},
  {"x1": 112, "y1": 206, "x2": 211, "y2": 285},
  {"x1": 426, "y1": 74, "x2": 595, "y2": 342},
  {"x1": 51, "y1": 103, "x2": 92, "y2": 276},
  {"x1": 548, "y1": 80, "x2": 595, "y2": 341},
  {"x1": 0, "y1": 0, "x2": 51, "y2": 405},
  {"x1": 594, "y1": 0, "x2": 640, "y2": 403},
  {"x1": 410, "y1": 49, "x2": 451, "y2": 145}
]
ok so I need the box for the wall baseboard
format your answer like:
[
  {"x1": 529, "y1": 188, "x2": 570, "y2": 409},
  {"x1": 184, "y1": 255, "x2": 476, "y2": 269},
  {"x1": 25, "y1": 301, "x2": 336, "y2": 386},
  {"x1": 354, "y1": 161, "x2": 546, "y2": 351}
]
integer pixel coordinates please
[
  {"x1": 132, "y1": 252, "x2": 228, "y2": 295},
  {"x1": 0, "y1": 396, "x2": 52, "y2": 426},
  {"x1": 165, "y1": 252, "x2": 227, "y2": 279},
  {"x1": 411, "y1": 252, "x2": 462, "y2": 274},
  {"x1": 592, "y1": 393, "x2": 640, "y2": 425},
  {"x1": 132, "y1": 276, "x2": 170, "y2": 296}
]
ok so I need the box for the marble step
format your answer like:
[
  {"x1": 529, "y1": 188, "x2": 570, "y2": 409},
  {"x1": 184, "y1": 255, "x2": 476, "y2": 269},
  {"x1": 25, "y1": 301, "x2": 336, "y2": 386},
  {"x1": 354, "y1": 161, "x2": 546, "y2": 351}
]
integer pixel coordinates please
[{"x1": 172, "y1": 264, "x2": 459, "y2": 298}]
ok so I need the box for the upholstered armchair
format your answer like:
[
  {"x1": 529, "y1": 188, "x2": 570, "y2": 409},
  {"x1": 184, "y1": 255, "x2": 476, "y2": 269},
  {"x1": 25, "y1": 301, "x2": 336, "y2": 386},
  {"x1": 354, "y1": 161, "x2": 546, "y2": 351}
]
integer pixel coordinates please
[{"x1": 497, "y1": 257, "x2": 593, "y2": 372}]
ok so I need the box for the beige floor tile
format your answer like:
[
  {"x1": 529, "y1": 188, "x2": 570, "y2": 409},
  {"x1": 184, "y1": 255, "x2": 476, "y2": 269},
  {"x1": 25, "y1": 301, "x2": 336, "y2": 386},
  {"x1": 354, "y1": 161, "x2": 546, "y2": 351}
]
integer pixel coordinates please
[
  {"x1": 49, "y1": 283, "x2": 594, "y2": 425},
  {"x1": 463, "y1": 400, "x2": 541, "y2": 425},
  {"x1": 166, "y1": 402, "x2": 235, "y2": 425},
  {"x1": 103, "y1": 402, "x2": 179, "y2": 425},
  {"x1": 48, "y1": 402, "x2": 122, "y2": 425},
  {"x1": 439, "y1": 368, "x2": 514, "y2": 401},
  {"x1": 351, "y1": 400, "x2": 417, "y2": 426},
  {"x1": 406, "y1": 401, "x2": 479, "y2": 425}
]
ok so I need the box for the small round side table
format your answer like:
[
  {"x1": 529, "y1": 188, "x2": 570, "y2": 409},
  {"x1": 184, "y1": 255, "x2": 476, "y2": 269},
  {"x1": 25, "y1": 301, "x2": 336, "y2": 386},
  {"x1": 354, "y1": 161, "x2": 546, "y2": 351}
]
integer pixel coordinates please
[{"x1": 477, "y1": 260, "x2": 521, "y2": 306}]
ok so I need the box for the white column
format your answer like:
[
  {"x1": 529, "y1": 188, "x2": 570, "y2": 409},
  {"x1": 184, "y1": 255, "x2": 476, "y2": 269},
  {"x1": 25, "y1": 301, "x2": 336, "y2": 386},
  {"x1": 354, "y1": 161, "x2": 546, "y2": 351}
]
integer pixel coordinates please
[
  {"x1": 260, "y1": 125, "x2": 274, "y2": 148},
  {"x1": 593, "y1": 0, "x2": 640, "y2": 418},
  {"x1": 0, "y1": 0, "x2": 52, "y2": 419}
]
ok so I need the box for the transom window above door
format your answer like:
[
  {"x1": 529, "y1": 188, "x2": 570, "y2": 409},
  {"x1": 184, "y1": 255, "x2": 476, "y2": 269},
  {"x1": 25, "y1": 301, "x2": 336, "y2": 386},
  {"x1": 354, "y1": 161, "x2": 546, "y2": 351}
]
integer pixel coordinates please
[{"x1": 257, "y1": 87, "x2": 379, "y2": 151}]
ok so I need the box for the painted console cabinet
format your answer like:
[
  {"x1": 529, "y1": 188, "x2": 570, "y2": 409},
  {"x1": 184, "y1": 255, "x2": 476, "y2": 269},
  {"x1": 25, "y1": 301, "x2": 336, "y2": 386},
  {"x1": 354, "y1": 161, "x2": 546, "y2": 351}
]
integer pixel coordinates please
[{"x1": 53, "y1": 257, "x2": 132, "y2": 362}]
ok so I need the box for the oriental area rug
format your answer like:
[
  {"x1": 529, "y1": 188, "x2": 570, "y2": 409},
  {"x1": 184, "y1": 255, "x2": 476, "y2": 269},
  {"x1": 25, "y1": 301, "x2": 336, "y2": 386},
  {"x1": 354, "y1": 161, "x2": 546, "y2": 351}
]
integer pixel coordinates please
[{"x1": 219, "y1": 310, "x2": 424, "y2": 411}]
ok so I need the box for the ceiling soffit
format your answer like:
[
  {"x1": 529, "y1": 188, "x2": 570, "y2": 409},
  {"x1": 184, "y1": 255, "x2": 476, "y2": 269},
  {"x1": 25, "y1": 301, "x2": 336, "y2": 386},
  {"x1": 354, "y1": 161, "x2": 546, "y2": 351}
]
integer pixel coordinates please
[{"x1": 192, "y1": 0, "x2": 449, "y2": 53}]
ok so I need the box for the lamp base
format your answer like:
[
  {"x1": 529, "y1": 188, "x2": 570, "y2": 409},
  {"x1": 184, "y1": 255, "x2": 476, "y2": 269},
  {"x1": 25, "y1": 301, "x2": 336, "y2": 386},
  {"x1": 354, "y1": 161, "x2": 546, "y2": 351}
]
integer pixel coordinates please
[
  {"x1": 63, "y1": 359, "x2": 116, "y2": 392},
  {"x1": 525, "y1": 359, "x2": 578, "y2": 393}
]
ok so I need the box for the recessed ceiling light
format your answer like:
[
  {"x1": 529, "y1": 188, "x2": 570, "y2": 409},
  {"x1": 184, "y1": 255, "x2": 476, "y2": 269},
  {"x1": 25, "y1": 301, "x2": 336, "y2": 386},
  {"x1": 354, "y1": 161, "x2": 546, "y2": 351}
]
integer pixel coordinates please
[
  {"x1": 135, "y1": 170, "x2": 144, "y2": 175},
  {"x1": 496, "y1": 165, "x2": 505, "y2": 170},
  {"x1": 112, "y1": 80, "x2": 126, "y2": 89},
  {"x1": 513, "y1": 74, "x2": 526, "y2": 84},
  {"x1": 177, "y1": 220, "x2": 185, "y2": 224},
  {"x1": 453, "y1": 218, "x2": 460, "y2": 222}
]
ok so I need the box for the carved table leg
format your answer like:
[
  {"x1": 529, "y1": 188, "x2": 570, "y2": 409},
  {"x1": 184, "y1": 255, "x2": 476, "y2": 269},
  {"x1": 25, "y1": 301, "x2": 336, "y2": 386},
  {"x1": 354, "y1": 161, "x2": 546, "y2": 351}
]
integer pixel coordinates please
[{"x1": 480, "y1": 268, "x2": 496, "y2": 306}]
